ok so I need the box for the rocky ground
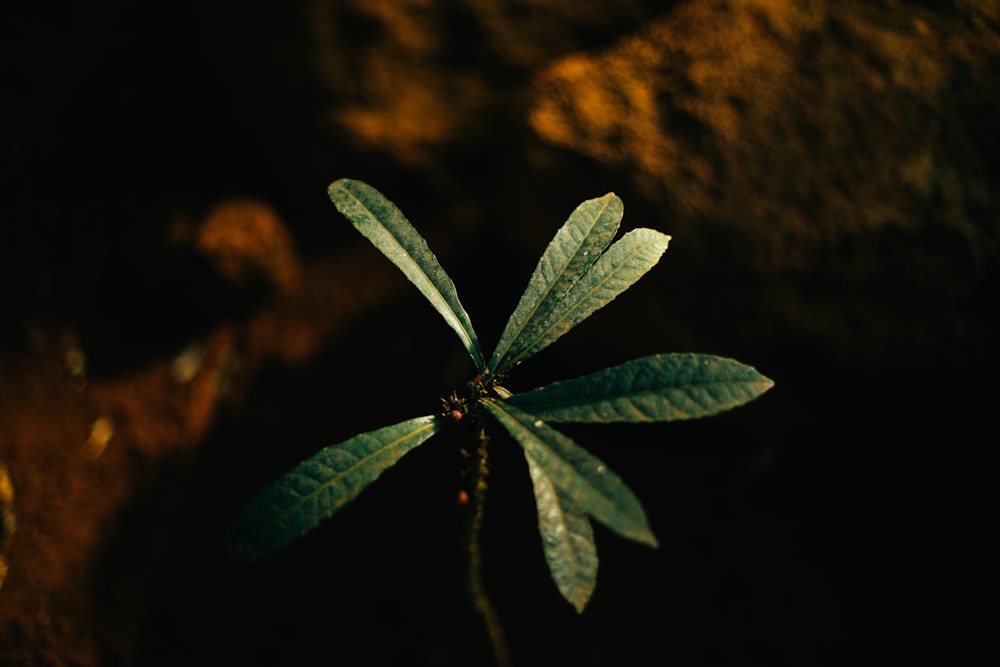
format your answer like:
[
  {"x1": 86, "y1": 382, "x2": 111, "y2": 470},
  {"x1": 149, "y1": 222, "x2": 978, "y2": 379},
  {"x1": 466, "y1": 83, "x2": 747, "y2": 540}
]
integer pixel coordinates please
[{"x1": 1, "y1": 1, "x2": 998, "y2": 665}]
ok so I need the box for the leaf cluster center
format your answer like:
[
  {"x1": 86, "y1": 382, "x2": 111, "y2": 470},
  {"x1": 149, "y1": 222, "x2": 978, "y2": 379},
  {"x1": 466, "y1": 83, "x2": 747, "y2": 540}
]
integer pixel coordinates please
[{"x1": 441, "y1": 372, "x2": 508, "y2": 422}]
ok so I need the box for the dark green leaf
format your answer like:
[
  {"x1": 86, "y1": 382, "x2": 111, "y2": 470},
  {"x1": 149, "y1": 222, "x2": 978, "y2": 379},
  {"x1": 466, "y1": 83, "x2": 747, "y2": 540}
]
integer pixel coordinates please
[
  {"x1": 525, "y1": 452, "x2": 598, "y2": 612},
  {"x1": 228, "y1": 415, "x2": 445, "y2": 562},
  {"x1": 483, "y1": 399, "x2": 657, "y2": 547},
  {"x1": 501, "y1": 228, "x2": 670, "y2": 370},
  {"x1": 328, "y1": 178, "x2": 485, "y2": 370},
  {"x1": 489, "y1": 193, "x2": 622, "y2": 374},
  {"x1": 506, "y1": 353, "x2": 774, "y2": 422}
]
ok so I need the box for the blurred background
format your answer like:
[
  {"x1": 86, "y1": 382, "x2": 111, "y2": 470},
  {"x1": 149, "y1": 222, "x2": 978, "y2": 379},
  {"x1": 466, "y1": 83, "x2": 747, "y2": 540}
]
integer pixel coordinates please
[{"x1": 1, "y1": 1, "x2": 998, "y2": 665}]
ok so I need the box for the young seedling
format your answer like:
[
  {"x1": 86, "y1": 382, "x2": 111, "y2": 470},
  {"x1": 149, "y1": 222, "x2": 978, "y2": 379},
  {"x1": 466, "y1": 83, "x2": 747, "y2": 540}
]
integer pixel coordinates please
[{"x1": 228, "y1": 179, "x2": 773, "y2": 664}]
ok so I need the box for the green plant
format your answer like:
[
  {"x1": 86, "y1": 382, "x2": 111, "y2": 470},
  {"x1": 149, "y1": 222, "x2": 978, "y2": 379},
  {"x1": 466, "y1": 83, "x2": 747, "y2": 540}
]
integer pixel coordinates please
[{"x1": 228, "y1": 179, "x2": 773, "y2": 663}]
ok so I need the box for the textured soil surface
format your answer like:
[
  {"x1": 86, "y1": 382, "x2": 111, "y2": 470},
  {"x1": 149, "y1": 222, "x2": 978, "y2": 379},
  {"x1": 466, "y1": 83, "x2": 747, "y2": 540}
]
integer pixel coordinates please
[{"x1": 2, "y1": 1, "x2": 998, "y2": 665}]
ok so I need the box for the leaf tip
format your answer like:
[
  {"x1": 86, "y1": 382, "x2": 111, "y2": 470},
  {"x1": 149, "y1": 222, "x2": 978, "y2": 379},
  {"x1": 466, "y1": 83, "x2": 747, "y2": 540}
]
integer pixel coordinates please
[
  {"x1": 625, "y1": 524, "x2": 659, "y2": 549},
  {"x1": 327, "y1": 177, "x2": 353, "y2": 195},
  {"x1": 590, "y1": 191, "x2": 620, "y2": 204},
  {"x1": 633, "y1": 228, "x2": 672, "y2": 254},
  {"x1": 753, "y1": 374, "x2": 775, "y2": 397},
  {"x1": 642, "y1": 531, "x2": 660, "y2": 549}
]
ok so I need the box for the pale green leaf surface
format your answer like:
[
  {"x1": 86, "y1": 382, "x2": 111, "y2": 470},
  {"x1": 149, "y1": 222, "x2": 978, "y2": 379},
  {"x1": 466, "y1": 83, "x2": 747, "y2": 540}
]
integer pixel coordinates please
[
  {"x1": 490, "y1": 193, "x2": 622, "y2": 374},
  {"x1": 328, "y1": 178, "x2": 484, "y2": 370},
  {"x1": 501, "y1": 228, "x2": 670, "y2": 370},
  {"x1": 228, "y1": 415, "x2": 445, "y2": 562},
  {"x1": 506, "y1": 353, "x2": 774, "y2": 423},
  {"x1": 483, "y1": 399, "x2": 657, "y2": 547},
  {"x1": 525, "y1": 452, "x2": 598, "y2": 613}
]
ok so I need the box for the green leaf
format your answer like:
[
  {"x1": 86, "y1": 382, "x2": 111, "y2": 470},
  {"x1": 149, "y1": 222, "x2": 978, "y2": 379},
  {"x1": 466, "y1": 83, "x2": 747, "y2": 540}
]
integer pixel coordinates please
[
  {"x1": 500, "y1": 228, "x2": 670, "y2": 370},
  {"x1": 482, "y1": 399, "x2": 657, "y2": 547},
  {"x1": 506, "y1": 353, "x2": 774, "y2": 423},
  {"x1": 489, "y1": 193, "x2": 622, "y2": 374},
  {"x1": 525, "y1": 452, "x2": 598, "y2": 613},
  {"x1": 328, "y1": 178, "x2": 485, "y2": 370},
  {"x1": 228, "y1": 415, "x2": 445, "y2": 562}
]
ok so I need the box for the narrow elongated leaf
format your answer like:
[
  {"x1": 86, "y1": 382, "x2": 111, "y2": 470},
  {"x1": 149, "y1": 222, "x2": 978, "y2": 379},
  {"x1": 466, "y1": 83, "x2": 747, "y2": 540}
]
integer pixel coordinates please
[
  {"x1": 329, "y1": 178, "x2": 485, "y2": 370},
  {"x1": 489, "y1": 193, "x2": 622, "y2": 374},
  {"x1": 506, "y1": 353, "x2": 774, "y2": 423},
  {"x1": 525, "y1": 452, "x2": 598, "y2": 613},
  {"x1": 501, "y1": 228, "x2": 670, "y2": 370},
  {"x1": 483, "y1": 399, "x2": 657, "y2": 547},
  {"x1": 228, "y1": 415, "x2": 445, "y2": 562}
]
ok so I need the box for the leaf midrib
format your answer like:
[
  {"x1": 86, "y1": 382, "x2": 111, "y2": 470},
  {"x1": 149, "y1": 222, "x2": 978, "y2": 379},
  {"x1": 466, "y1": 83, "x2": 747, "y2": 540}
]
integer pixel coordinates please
[
  {"x1": 531, "y1": 455, "x2": 585, "y2": 578},
  {"x1": 496, "y1": 197, "x2": 615, "y2": 370},
  {"x1": 507, "y1": 234, "x2": 660, "y2": 368},
  {"x1": 486, "y1": 400, "x2": 622, "y2": 526},
  {"x1": 277, "y1": 418, "x2": 438, "y2": 521},
  {"x1": 341, "y1": 186, "x2": 464, "y2": 334},
  {"x1": 339, "y1": 184, "x2": 481, "y2": 366},
  {"x1": 515, "y1": 377, "x2": 773, "y2": 413}
]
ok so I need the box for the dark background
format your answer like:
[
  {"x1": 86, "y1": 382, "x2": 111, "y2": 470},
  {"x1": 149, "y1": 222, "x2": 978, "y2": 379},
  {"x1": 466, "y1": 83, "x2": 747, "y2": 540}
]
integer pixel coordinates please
[{"x1": 1, "y1": 1, "x2": 998, "y2": 665}]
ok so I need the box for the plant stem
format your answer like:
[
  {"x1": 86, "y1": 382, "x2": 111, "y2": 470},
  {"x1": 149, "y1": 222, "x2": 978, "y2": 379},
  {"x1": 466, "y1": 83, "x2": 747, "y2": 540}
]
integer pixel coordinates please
[{"x1": 467, "y1": 423, "x2": 513, "y2": 667}]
